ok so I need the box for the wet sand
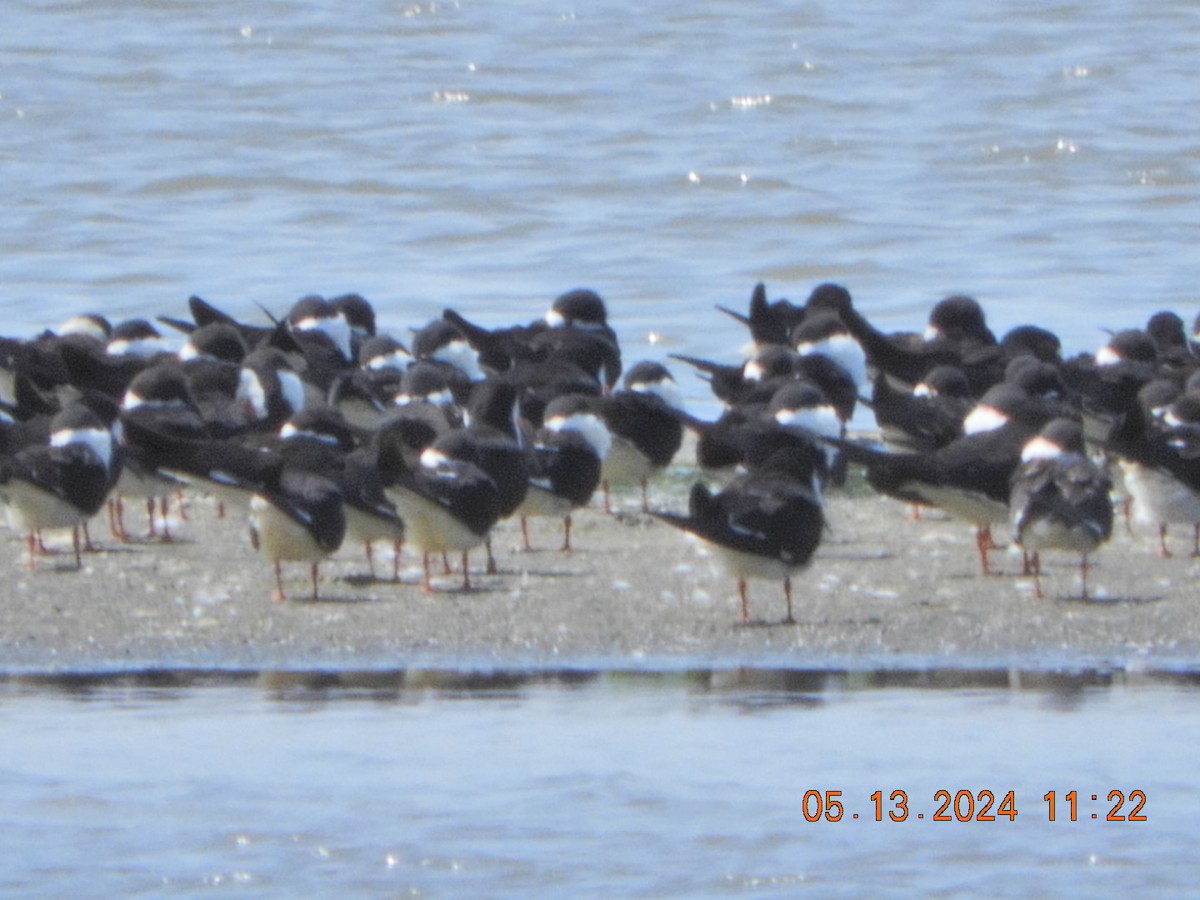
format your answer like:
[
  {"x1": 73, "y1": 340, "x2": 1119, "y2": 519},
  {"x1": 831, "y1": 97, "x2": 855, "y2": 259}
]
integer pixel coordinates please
[{"x1": 2, "y1": 455, "x2": 1199, "y2": 674}]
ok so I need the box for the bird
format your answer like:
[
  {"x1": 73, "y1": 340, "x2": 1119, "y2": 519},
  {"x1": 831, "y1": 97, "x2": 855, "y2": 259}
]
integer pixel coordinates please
[
  {"x1": 594, "y1": 360, "x2": 686, "y2": 513},
  {"x1": 827, "y1": 408, "x2": 1047, "y2": 576},
  {"x1": 870, "y1": 365, "x2": 973, "y2": 455},
  {"x1": 115, "y1": 362, "x2": 211, "y2": 541},
  {"x1": 441, "y1": 287, "x2": 622, "y2": 392},
  {"x1": 278, "y1": 406, "x2": 407, "y2": 583},
  {"x1": 1010, "y1": 418, "x2": 1114, "y2": 599},
  {"x1": 383, "y1": 429, "x2": 500, "y2": 592},
  {"x1": 714, "y1": 281, "x2": 806, "y2": 351},
  {"x1": 652, "y1": 445, "x2": 825, "y2": 625},
  {"x1": 235, "y1": 347, "x2": 309, "y2": 429},
  {"x1": 248, "y1": 458, "x2": 346, "y2": 602},
  {"x1": 517, "y1": 392, "x2": 609, "y2": 552},
  {"x1": 791, "y1": 309, "x2": 870, "y2": 402},
  {"x1": 804, "y1": 283, "x2": 1003, "y2": 393},
  {"x1": 456, "y1": 379, "x2": 531, "y2": 573},
  {"x1": 0, "y1": 402, "x2": 117, "y2": 570},
  {"x1": 1104, "y1": 387, "x2": 1200, "y2": 557}
]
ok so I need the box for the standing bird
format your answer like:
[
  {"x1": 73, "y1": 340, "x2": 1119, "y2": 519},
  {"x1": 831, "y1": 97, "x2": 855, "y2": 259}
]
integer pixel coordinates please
[
  {"x1": 0, "y1": 403, "x2": 117, "y2": 570},
  {"x1": 1105, "y1": 388, "x2": 1200, "y2": 557},
  {"x1": 248, "y1": 458, "x2": 347, "y2": 602},
  {"x1": 596, "y1": 361, "x2": 686, "y2": 513},
  {"x1": 1010, "y1": 418, "x2": 1114, "y2": 599},
  {"x1": 384, "y1": 430, "x2": 500, "y2": 592},
  {"x1": 652, "y1": 446, "x2": 825, "y2": 626},
  {"x1": 518, "y1": 393, "x2": 609, "y2": 552}
]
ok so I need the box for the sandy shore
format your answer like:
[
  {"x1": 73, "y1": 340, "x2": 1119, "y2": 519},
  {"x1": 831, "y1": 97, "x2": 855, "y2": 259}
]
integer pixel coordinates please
[{"x1": 2, "y1": 451, "x2": 1200, "y2": 674}]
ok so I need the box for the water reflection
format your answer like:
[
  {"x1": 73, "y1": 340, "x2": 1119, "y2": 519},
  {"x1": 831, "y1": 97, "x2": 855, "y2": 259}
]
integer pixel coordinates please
[{"x1": 6, "y1": 665, "x2": 1200, "y2": 706}]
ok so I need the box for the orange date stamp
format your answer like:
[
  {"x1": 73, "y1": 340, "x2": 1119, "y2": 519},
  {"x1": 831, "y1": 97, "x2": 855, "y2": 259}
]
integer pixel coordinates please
[{"x1": 802, "y1": 789, "x2": 1147, "y2": 822}]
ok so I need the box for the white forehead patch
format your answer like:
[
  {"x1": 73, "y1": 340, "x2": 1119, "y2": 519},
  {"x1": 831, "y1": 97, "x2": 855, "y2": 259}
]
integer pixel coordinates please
[
  {"x1": 774, "y1": 403, "x2": 842, "y2": 438},
  {"x1": 366, "y1": 350, "x2": 410, "y2": 372},
  {"x1": 432, "y1": 339, "x2": 482, "y2": 380},
  {"x1": 1021, "y1": 434, "x2": 1063, "y2": 463},
  {"x1": 279, "y1": 370, "x2": 307, "y2": 415},
  {"x1": 51, "y1": 426, "x2": 114, "y2": 470},
  {"x1": 107, "y1": 336, "x2": 166, "y2": 358},
  {"x1": 545, "y1": 412, "x2": 612, "y2": 459},
  {"x1": 295, "y1": 314, "x2": 352, "y2": 361},
  {"x1": 962, "y1": 404, "x2": 1009, "y2": 435},
  {"x1": 629, "y1": 377, "x2": 685, "y2": 412},
  {"x1": 797, "y1": 334, "x2": 868, "y2": 390},
  {"x1": 236, "y1": 368, "x2": 268, "y2": 419}
]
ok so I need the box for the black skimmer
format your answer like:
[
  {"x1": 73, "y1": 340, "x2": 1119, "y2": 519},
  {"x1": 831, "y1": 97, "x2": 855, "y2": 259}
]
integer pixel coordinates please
[
  {"x1": 871, "y1": 365, "x2": 973, "y2": 454},
  {"x1": 383, "y1": 429, "x2": 500, "y2": 591},
  {"x1": 279, "y1": 295, "x2": 359, "y2": 392},
  {"x1": 0, "y1": 402, "x2": 117, "y2": 570},
  {"x1": 279, "y1": 407, "x2": 407, "y2": 583},
  {"x1": 1105, "y1": 387, "x2": 1200, "y2": 557},
  {"x1": 159, "y1": 294, "x2": 277, "y2": 350},
  {"x1": 596, "y1": 360, "x2": 686, "y2": 512},
  {"x1": 670, "y1": 344, "x2": 797, "y2": 408},
  {"x1": 178, "y1": 321, "x2": 249, "y2": 366},
  {"x1": 829, "y1": 388, "x2": 1059, "y2": 575},
  {"x1": 116, "y1": 362, "x2": 210, "y2": 540},
  {"x1": 791, "y1": 309, "x2": 870, "y2": 402},
  {"x1": 395, "y1": 359, "x2": 472, "y2": 416},
  {"x1": 285, "y1": 295, "x2": 353, "y2": 363},
  {"x1": 457, "y1": 379, "x2": 531, "y2": 573},
  {"x1": 248, "y1": 458, "x2": 346, "y2": 602},
  {"x1": 412, "y1": 318, "x2": 488, "y2": 383},
  {"x1": 1010, "y1": 418, "x2": 1114, "y2": 599},
  {"x1": 330, "y1": 293, "x2": 377, "y2": 360},
  {"x1": 652, "y1": 446, "x2": 825, "y2": 625},
  {"x1": 441, "y1": 287, "x2": 622, "y2": 391},
  {"x1": 764, "y1": 380, "x2": 843, "y2": 480},
  {"x1": 541, "y1": 288, "x2": 622, "y2": 391},
  {"x1": 330, "y1": 334, "x2": 412, "y2": 419},
  {"x1": 107, "y1": 319, "x2": 172, "y2": 359},
  {"x1": 517, "y1": 392, "x2": 609, "y2": 551},
  {"x1": 53, "y1": 318, "x2": 174, "y2": 400},
  {"x1": 1145, "y1": 311, "x2": 1194, "y2": 365},
  {"x1": 1061, "y1": 328, "x2": 1160, "y2": 422},
  {"x1": 0, "y1": 314, "x2": 112, "y2": 406},
  {"x1": 715, "y1": 281, "x2": 806, "y2": 350},
  {"x1": 804, "y1": 284, "x2": 1001, "y2": 392},
  {"x1": 236, "y1": 347, "x2": 309, "y2": 430}
]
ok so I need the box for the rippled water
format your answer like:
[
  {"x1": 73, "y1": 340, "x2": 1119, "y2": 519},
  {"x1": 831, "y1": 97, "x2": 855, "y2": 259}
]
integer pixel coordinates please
[
  {"x1": 5, "y1": 1, "x2": 1200, "y2": 893},
  {"x1": 3, "y1": 668, "x2": 1197, "y2": 897},
  {"x1": 5, "y1": 0, "x2": 1200, "y2": 412}
]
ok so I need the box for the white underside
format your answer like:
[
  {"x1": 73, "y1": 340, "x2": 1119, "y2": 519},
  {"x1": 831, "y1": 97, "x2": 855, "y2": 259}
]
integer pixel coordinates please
[
  {"x1": 2, "y1": 481, "x2": 87, "y2": 533},
  {"x1": 1121, "y1": 461, "x2": 1200, "y2": 526},
  {"x1": 164, "y1": 471, "x2": 253, "y2": 512},
  {"x1": 1016, "y1": 517, "x2": 1103, "y2": 555},
  {"x1": 600, "y1": 437, "x2": 654, "y2": 486},
  {"x1": 248, "y1": 495, "x2": 330, "y2": 563},
  {"x1": 515, "y1": 484, "x2": 574, "y2": 519},
  {"x1": 903, "y1": 482, "x2": 1008, "y2": 528},
  {"x1": 708, "y1": 542, "x2": 807, "y2": 584},
  {"x1": 387, "y1": 488, "x2": 486, "y2": 554},
  {"x1": 344, "y1": 505, "x2": 405, "y2": 544},
  {"x1": 117, "y1": 466, "x2": 182, "y2": 500}
]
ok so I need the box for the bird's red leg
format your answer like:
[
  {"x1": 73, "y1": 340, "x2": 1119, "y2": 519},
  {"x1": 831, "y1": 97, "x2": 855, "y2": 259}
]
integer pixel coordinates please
[{"x1": 271, "y1": 560, "x2": 287, "y2": 602}]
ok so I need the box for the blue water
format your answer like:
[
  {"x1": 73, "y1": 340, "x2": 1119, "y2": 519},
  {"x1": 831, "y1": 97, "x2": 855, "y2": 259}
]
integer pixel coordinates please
[
  {"x1": 5, "y1": 0, "x2": 1200, "y2": 413},
  {"x1": 2, "y1": 668, "x2": 1197, "y2": 897},
  {"x1": 5, "y1": 0, "x2": 1200, "y2": 893}
]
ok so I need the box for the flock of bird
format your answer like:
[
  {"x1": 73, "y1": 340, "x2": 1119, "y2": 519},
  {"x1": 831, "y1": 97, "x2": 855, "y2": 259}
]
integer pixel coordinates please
[{"x1": 0, "y1": 281, "x2": 1198, "y2": 624}]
